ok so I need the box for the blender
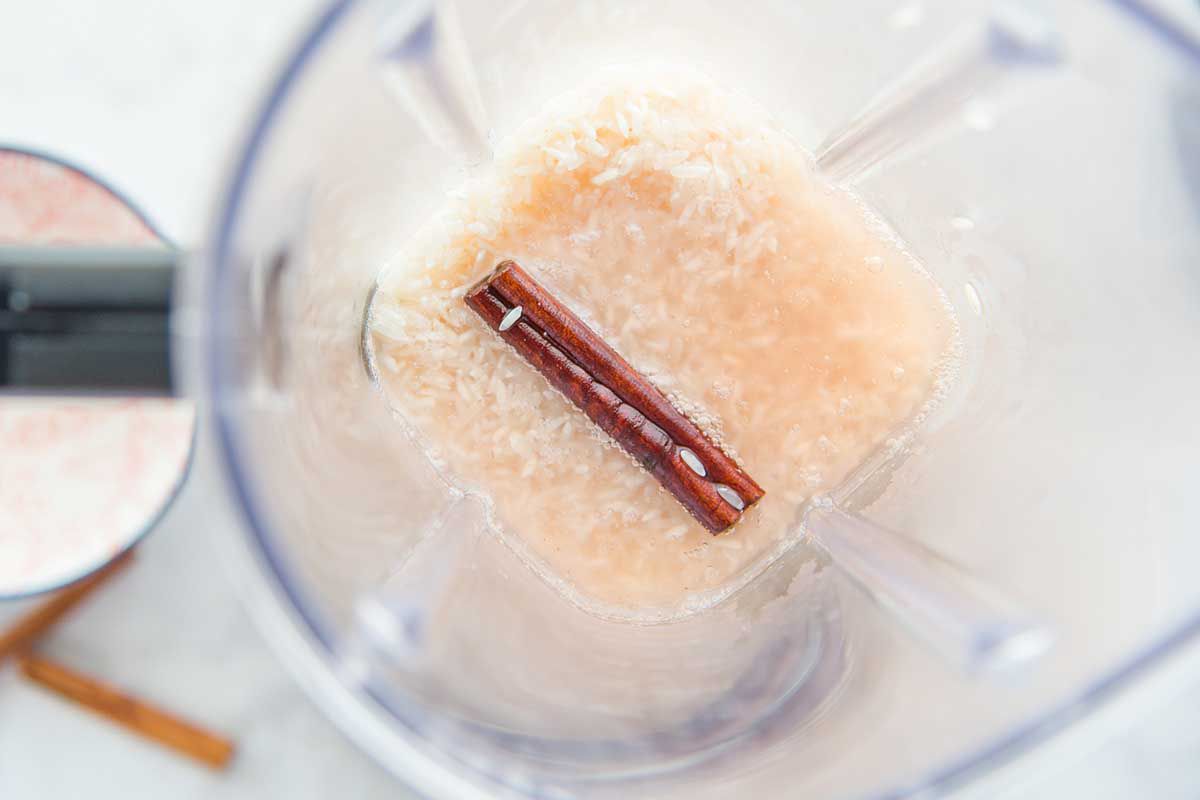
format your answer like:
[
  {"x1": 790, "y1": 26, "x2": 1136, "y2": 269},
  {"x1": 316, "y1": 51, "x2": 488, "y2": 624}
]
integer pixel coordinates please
[{"x1": 8, "y1": 0, "x2": 1200, "y2": 797}]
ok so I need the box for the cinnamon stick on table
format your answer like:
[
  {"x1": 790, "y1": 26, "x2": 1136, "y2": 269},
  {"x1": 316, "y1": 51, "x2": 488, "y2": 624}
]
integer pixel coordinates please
[
  {"x1": 465, "y1": 260, "x2": 764, "y2": 533},
  {"x1": 0, "y1": 550, "x2": 134, "y2": 664},
  {"x1": 19, "y1": 654, "x2": 236, "y2": 771}
]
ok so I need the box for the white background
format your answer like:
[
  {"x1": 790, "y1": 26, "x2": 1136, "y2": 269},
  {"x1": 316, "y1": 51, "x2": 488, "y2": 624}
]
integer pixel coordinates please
[{"x1": 2, "y1": 1, "x2": 1200, "y2": 798}]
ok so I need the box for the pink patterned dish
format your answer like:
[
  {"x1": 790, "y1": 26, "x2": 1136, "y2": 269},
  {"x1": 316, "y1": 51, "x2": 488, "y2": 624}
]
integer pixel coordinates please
[{"x1": 0, "y1": 148, "x2": 194, "y2": 597}]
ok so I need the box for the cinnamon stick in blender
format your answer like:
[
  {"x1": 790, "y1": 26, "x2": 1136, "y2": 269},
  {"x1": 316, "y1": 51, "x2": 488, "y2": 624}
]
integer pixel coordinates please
[{"x1": 465, "y1": 260, "x2": 763, "y2": 533}]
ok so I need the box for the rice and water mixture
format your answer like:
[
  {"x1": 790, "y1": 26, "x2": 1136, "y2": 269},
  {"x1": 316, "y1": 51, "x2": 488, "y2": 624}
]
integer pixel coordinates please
[{"x1": 372, "y1": 74, "x2": 957, "y2": 617}]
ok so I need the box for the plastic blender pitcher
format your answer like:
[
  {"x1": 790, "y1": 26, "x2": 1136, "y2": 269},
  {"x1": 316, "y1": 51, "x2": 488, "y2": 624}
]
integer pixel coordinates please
[{"x1": 187, "y1": 0, "x2": 1200, "y2": 797}]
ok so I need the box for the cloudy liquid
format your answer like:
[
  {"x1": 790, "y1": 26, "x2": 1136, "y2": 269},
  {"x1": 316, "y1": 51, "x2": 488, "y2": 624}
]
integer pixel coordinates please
[{"x1": 372, "y1": 73, "x2": 958, "y2": 618}]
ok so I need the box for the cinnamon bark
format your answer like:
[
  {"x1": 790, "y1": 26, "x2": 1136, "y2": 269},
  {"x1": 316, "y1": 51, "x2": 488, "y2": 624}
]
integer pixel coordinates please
[
  {"x1": 465, "y1": 260, "x2": 763, "y2": 533},
  {"x1": 0, "y1": 550, "x2": 134, "y2": 664},
  {"x1": 19, "y1": 654, "x2": 235, "y2": 770}
]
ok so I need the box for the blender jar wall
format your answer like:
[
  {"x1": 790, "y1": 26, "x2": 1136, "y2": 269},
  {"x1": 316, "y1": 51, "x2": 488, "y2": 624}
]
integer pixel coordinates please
[
  {"x1": 202, "y1": 1, "x2": 1200, "y2": 798},
  {"x1": 207, "y1": 0, "x2": 850, "y2": 781}
]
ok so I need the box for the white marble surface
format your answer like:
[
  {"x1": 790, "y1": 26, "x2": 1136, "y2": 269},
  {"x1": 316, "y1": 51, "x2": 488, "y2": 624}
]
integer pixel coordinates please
[{"x1": 3, "y1": 1, "x2": 1200, "y2": 798}]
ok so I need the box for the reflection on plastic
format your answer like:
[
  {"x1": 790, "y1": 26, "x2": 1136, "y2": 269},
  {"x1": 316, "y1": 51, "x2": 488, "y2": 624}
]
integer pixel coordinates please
[
  {"x1": 816, "y1": 3, "x2": 1066, "y2": 183},
  {"x1": 806, "y1": 501, "x2": 1053, "y2": 676}
]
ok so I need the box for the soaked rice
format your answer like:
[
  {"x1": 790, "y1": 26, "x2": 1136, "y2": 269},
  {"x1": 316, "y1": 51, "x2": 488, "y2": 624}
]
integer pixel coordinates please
[{"x1": 372, "y1": 72, "x2": 958, "y2": 617}]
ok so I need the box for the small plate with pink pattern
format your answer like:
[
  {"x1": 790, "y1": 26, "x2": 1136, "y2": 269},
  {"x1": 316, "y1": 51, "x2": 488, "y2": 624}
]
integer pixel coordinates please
[{"x1": 0, "y1": 146, "x2": 195, "y2": 598}]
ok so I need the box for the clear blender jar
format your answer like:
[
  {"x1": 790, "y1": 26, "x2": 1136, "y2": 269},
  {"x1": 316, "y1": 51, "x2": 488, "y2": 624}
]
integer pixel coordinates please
[{"x1": 191, "y1": 0, "x2": 1200, "y2": 797}]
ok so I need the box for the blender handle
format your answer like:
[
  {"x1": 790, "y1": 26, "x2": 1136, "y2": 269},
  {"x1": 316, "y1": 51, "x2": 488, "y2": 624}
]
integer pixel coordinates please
[{"x1": 0, "y1": 246, "x2": 178, "y2": 395}]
